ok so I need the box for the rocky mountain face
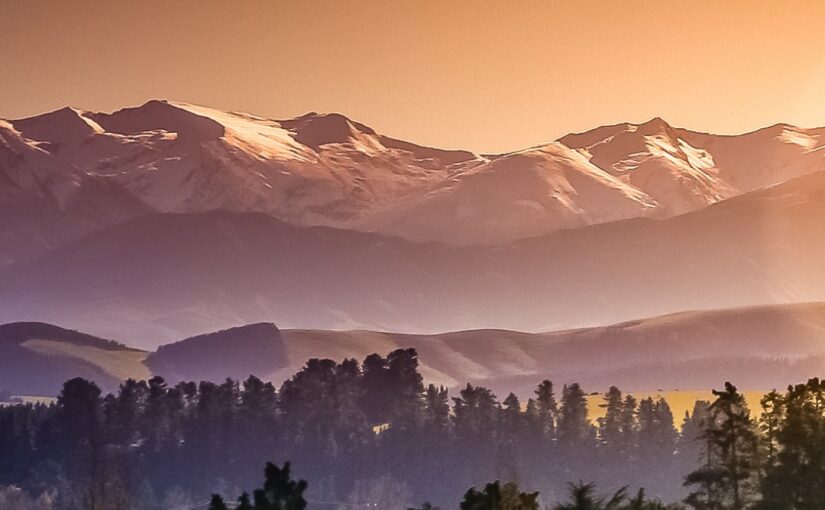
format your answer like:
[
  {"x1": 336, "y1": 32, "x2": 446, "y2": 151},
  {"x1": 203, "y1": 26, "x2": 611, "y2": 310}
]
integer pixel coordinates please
[{"x1": 3, "y1": 100, "x2": 823, "y2": 264}]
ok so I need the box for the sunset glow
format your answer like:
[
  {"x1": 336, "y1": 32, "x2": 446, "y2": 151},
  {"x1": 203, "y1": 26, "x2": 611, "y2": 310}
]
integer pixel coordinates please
[{"x1": 3, "y1": 1, "x2": 825, "y2": 152}]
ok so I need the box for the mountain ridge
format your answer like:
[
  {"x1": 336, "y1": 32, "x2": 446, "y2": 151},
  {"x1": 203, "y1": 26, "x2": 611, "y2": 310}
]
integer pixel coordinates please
[
  {"x1": 3, "y1": 165, "x2": 825, "y2": 346},
  {"x1": 2, "y1": 100, "x2": 823, "y2": 264}
]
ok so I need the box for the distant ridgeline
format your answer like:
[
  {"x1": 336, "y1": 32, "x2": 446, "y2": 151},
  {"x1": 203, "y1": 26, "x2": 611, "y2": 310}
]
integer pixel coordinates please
[
  {"x1": 6, "y1": 302, "x2": 825, "y2": 400},
  {"x1": 0, "y1": 321, "x2": 286, "y2": 396},
  {"x1": 3, "y1": 346, "x2": 824, "y2": 509}
]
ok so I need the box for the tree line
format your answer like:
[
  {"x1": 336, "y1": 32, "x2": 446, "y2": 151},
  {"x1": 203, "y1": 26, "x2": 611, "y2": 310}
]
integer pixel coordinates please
[{"x1": 1, "y1": 347, "x2": 823, "y2": 509}]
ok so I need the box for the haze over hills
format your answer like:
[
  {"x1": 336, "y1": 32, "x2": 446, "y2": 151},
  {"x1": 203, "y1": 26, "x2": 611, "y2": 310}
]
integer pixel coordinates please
[
  {"x1": 2, "y1": 99, "x2": 824, "y2": 262},
  {"x1": 3, "y1": 99, "x2": 825, "y2": 382},
  {"x1": 5, "y1": 303, "x2": 825, "y2": 398},
  {"x1": 2, "y1": 164, "x2": 825, "y2": 345}
]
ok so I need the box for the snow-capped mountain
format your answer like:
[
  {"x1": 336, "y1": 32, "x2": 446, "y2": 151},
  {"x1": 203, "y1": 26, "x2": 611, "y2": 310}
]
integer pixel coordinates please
[
  {"x1": 0, "y1": 116, "x2": 148, "y2": 265},
  {"x1": 3, "y1": 99, "x2": 825, "y2": 264}
]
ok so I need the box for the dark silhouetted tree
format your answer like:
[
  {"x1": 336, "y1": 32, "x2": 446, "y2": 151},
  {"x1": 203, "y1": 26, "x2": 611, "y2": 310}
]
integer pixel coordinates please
[
  {"x1": 460, "y1": 480, "x2": 539, "y2": 510},
  {"x1": 209, "y1": 494, "x2": 230, "y2": 510},
  {"x1": 684, "y1": 382, "x2": 757, "y2": 510},
  {"x1": 252, "y1": 461, "x2": 307, "y2": 510}
]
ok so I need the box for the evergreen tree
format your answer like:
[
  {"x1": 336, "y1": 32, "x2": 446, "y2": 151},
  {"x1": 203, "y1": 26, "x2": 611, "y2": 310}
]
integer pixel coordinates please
[
  {"x1": 501, "y1": 393, "x2": 523, "y2": 439},
  {"x1": 535, "y1": 380, "x2": 558, "y2": 439},
  {"x1": 209, "y1": 494, "x2": 230, "y2": 510},
  {"x1": 423, "y1": 384, "x2": 450, "y2": 433},
  {"x1": 386, "y1": 348, "x2": 425, "y2": 430},
  {"x1": 558, "y1": 383, "x2": 593, "y2": 447},
  {"x1": 677, "y1": 401, "x2": 710, "y2": 480},
  {"x1": 460, "y1": 481, "x2": 539, "y2": 510},
  {"x1": 756, "y1": 391, "x2": 783, "y2": 475},
  {"x1": 52, "y1": 378, "x2": 105, "y2": 510},
  {"x1": 599, "y1": 387, "x2": 624, "y2": 451},
  {"x1": 756, "y1": 379, "x2": 825, "y2": 509},
  {"x1": 237, "y1": 492, "x2": 253, "y2": 510},
  {"x1": 453, "y1": 384, "x2": 499, "y2": 441},
  {"x1": 551, "y1": 482, "x2": 626, "y2": 510},
  {"x1": 252, "y1": 462, "x2": 308, "y2": 510},
  {"x1": 620, "y1": 395, "x2": 639, "y2": 456},
  {"x1": 684, "y1": 383, "x2": 757, "y2": 510}
]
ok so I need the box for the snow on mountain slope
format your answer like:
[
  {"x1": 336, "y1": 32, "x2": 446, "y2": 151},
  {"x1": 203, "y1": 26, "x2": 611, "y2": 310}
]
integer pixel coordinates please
[
  {"x1": 361, "y1": 143, "x2": 657, "y2": 244},
  {"x1": 4, "y1": 101, "x2": 825, "y2": 257},
  {"x1": 560, "y1": 118, "x2": 737, "y2": 216},
  {"x1": 0, "y1": 119, "x2": 148, "y2": 265},
  {"x1": 560, "y1": 118, "x2": 825, "y2": 217},
  {"x1": 80, "y1": 100, "x2": 482, "y2": 222},
  {"x1": 678, "y1": 123, "x2": 825, "y2": 190},
  {"x1": 9, "y1": 100, "x2": 484, "y2": 231}
]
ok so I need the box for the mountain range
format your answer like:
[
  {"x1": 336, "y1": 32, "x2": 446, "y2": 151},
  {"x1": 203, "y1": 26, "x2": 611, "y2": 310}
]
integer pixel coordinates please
[
  {"x1": 3, "y1": 100, "x2": 824, "y2": 259},
  {"x1": 1, "y1": 100, "x2": 825, "y2": 362}
]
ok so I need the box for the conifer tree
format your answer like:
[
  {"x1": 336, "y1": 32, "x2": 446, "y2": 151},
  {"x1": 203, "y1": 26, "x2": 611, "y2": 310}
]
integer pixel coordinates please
[
  {"x1": 756, "y1": 379, "x2": 825, "y2": 509},
  {"x1": 209, "y1": 494, "x2": 230, "y2": 510},
  {"x1": 460, "y1": 481, "x2": 539, "y2": 510},
  {"x1": 757, "y1": 391, "x2": 783, "y2": 475},
  {"x1": 558, "y1": 383, "x2": 592, "y2": 447},
  {"x1": 252, "y1": 461, "x2": 308, "y2": 510},
  {"x1": 237, "y1": 492, "x2": 253, "y2": 510},
  {"x1": 535, "y1": 380, "x2": 558, "y2": 439},
  {"x1": 599, "y1": 387, "x2": 624, "y2": 451},
  {"x1": 684, "y1": 382, "x2": 757, "y2": 510}
]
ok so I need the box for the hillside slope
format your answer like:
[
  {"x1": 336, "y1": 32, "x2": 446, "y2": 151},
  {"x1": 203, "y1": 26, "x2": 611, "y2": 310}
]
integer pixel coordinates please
[
  {"x1": 2, "y1": 167, "x2": 824, "y2": 346},
  {"x1": 0, "y1": 322, "x2": 148, "y2": 395},
  {"x1": 147, "y1": 323, "x2": 287, "y2": 383},
  {"x1": 6, "y1": 303, "x2": 825, "y2": 397}
]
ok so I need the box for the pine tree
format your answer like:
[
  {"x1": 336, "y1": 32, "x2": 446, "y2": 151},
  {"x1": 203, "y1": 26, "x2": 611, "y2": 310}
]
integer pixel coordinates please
[
  {"x1": 620, "y1": 395, "x2": 639, "y2": 456},
  {"x1": 757, "y1": 391, "x2": 783, "y2": 475},
  {"x1": 252, "y1": 461, "x2": 308, "y2": 510},
  {"x1": 460, "y1": 480, "x2": 539, "y2": 510},
  {"x1": 53, "y1": 378, "x2": 105, "y2": 510},
  {"x1": 237, "y1": 492, "x2": 253, "y2": 510},
  {"x1": 756, "y1": 379, "x2": 825, "y2": 509},
  {"x1": 558, "y1": 383, "x2": 592, "y2": 447},
  {"x1": 423, "y1": 384, "x2": 450, "y2": 433},
  {"x1": 209, "y1": 494, "x2": 230, "y2": 510},
  {"x1": 535, "y1": 380, "x2": 558, "y2": 439},
  {"x1": 684, "y1": 382, "x2": 757, "y2": 510},
  {"x1": 599, "y1": 387, "x2": 624, "y2": 451},
  {"x1": 551, "y1": 482, "x2": 626, "y2": 510}
]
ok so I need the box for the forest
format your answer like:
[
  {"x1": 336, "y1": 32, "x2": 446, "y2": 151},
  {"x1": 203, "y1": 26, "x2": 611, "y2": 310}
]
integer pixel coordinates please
[{"x1": 1, "y1": 348, "x2": 824, "y2": 509}]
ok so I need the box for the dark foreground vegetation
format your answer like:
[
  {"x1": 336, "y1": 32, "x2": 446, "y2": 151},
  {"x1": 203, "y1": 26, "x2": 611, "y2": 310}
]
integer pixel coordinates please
[{"x1": 1, "y1": 348, "x2": 825, "y2": 509}]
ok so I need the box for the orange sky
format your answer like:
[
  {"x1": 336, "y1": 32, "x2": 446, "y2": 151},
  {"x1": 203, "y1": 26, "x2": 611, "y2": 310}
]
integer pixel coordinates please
[{"x1": 2, "y1": 0, "x2": 825, "y2": 153}]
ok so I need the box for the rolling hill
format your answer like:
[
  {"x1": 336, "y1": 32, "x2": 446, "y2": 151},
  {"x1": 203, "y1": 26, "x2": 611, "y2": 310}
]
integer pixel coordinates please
[
  {"x1": 5, "y1": 303, "x2": 825, "y2": 398},
  {"x1": 0, "y1": 322, "x2": 148, "y2": 395},
  {"x1": 147, "y1": 323, "x2": 287, "y2": 383}
]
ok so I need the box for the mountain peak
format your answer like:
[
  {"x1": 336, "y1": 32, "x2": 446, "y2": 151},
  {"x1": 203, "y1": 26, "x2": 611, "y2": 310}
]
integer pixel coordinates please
[
  {"x1": 87, "y1": 99, "x2": 225, "y2": 141},
  {"x1": 280, "y1": 111, "x2": 377, "y2": 150},
  {"x1": 12, "y1": 106, "x2": 104, "y2": 144},
  {"x1": 634, "y1": 116, "x2": 674, "y2": 136}
]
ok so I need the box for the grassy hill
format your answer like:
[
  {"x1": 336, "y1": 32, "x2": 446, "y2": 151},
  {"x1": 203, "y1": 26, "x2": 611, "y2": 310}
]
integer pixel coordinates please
[
  {"x1": 0, "y1": 322, "x2": 148, "y2": 395},
  {"x1": 6, "y1": 302, "x2": 825, "y2": 398}
]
